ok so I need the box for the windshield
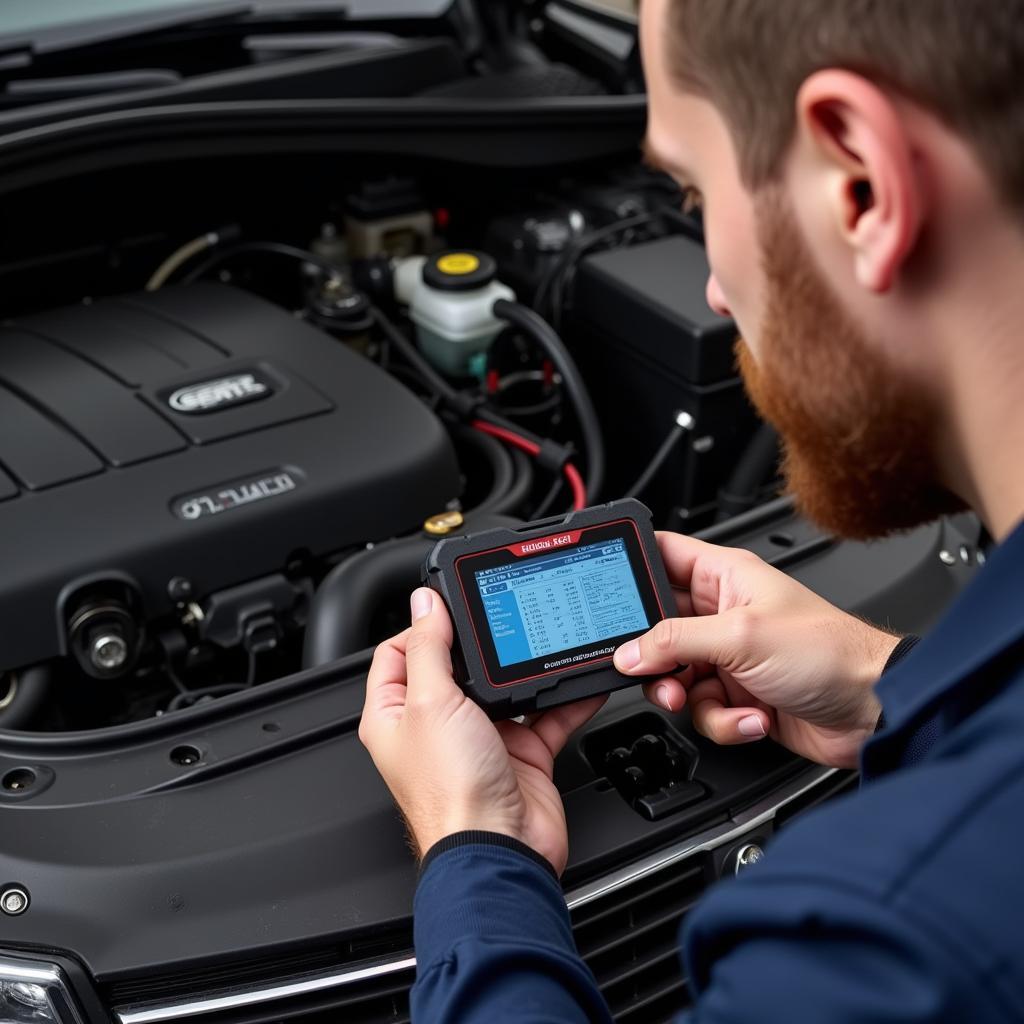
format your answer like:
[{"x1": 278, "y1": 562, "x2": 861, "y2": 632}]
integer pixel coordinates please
[{"x1": 0, "y1": 0, "x2": 453, "y2": 42}]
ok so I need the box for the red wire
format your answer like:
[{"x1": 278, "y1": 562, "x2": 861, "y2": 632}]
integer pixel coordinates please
[
  {"x1": 472, "y1": 419, "x2": 587, "y2": 512},
  {"x1": 563, "y1": 463, "x2": 587, "y2": 511},
  {"x1": 472, "y1": 419, "x2": 540, "y2": 456}
]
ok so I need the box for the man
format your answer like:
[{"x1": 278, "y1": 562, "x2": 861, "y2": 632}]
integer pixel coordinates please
[{"x1": 359, "y1": 0, "x2": 1024, "y2": 1019}]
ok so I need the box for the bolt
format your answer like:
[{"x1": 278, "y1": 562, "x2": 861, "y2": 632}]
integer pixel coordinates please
[
  {"x1": 1, "y1": 886, "x2": 29, "y2": 916},
  {"x1": 735, "y1": 844, "x2": 765, "y2": 874},
  {"x1": 181, "y1": 601, "x2": 205, "y2": 626},
  {"x1": 939, "y1": 550, "x2": 957, "y2": 566},
  {"x1": 167, "y1": 577, "x2": 193, "y2": 603},
  {"x1": 959, "y1": 545, "x2": 973, "y2": 565},
  {"x1": 91, "y1": 633, "x2": 128, "y2": 672}
]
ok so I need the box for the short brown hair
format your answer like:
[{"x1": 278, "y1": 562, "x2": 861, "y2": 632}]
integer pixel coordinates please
[{"x1": 666, "y1": 1, "x2": 1024, "y2": 214}]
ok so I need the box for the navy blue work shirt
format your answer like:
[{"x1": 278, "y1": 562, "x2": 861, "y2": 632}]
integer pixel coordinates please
[{"x1": 412, "y1": 518, "x2": 1024, "y2": 1022}]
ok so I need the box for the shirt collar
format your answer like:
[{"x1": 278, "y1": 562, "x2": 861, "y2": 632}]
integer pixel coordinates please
[{"x1": 875, "y1": 515, "x2": 1024, "y2": 729}]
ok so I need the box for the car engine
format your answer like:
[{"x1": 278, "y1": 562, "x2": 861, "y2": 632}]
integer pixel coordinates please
[
  {"x1": 0, "y1": 283, "x2": 458, "y2": 683},
  {"x1": 1, "y1": 155, "x2": 759, "y2": 730}
]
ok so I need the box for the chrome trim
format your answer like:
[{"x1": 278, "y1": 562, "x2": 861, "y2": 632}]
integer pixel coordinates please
[
  {"x1": 116, "y1": 956, "x2": 417, "y2": 1024},
  {"x1": 565, "y1": 765, "x2": 836, "y2": 910},
  {"x1": 114, "y1": 765, "x2": 836, "y2": 1024},
  {"x1": 0, "y1": 958, "x2": 61, "y2": 984}
]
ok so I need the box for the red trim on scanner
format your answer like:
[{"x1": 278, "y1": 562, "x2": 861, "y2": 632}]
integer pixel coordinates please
[{"x1": 506, "y1": 530, "x2": 582, "y2": 558}]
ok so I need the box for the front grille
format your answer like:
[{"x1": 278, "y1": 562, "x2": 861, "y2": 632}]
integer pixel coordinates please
[
  {"x1": 110, "y1": 767, "x2": 839, "y2": 1024},
  {"x1": 571, "y1": 858, "x2": 705, "y2": 1022}
]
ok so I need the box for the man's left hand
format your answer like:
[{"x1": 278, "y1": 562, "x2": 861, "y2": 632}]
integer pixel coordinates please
[{"x1": 358, "y1": 587, "x2": 607, "y2": 875}]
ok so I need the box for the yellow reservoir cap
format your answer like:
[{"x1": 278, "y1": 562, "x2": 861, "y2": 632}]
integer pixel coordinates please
[{"x1": 436, "y1": 253, "x2": 481, "y2": 276}]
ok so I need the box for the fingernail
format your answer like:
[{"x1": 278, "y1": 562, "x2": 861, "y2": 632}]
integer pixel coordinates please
[
  {"x1": 738, "y1": 715, "x2": 767, "y2": 738},
  {"x1": 615, "y1": 639, "x2": 641, "y2": 671},
  {"x1": 656, "y1": 684, "x2": 673, "y2": 712},
  {"x1": 411, "y1": 588, "x2": 433, "y2": 622}
]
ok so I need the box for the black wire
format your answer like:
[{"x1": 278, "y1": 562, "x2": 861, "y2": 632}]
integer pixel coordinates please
[
  {"x1": 493, "y1": 447, "x2": 534, "y2": 516},
  {"x1": 166, "y1": 683, "x2": 249, "y2": 713},
  {"x1": 625, "y1": 420, "x2": 689, "y2": 500},
  {"x1": 371, "y1": 304, "x2": 569, "y2": 463},
  {"x1": 451, "y1": 422, "x2": 516, "y2": 512},
  {"x1": 492, "y1": 299, "x2": 604, "y2": 504},
  {"x1": 533, "y1": 210, "x2": 657, "y2": 324},
  {"x1": 369, "y1": 305, "x2": 461, "y2": 405},
  {"x1": 531, "y1": 473, "x2": 566, "y2": 519},
  {"x1": 165, "y1": 649, "x2": 258, "y2": 712},
  {"x1": 178, "y1": 241, "x2": 344, "y2": 286}
]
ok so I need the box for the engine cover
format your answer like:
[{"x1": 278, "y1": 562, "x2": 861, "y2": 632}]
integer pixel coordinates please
[{"x1": 0, "y1": 284, "x2": 459, "y2": 671}]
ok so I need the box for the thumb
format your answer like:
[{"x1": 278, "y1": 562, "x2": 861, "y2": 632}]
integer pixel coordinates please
[
  {"x1": 404, "y1": 588, "x2": 458, "y2": 705},
  {"x1": 614, "y1": 611, "x2": 745, "y2": 676}
]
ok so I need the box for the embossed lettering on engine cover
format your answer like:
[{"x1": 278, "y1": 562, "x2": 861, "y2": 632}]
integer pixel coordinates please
[
  {"x1": 167, "y1": 372, "x2": 273, "y2": 414},
  {"x1": 172, "y1": 469, "x2": 302, "y2": 521}
]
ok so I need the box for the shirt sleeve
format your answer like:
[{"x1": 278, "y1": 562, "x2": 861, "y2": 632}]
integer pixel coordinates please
[
  {"x1": 411, "y1": 833, "x2": 614, "y2": 1024},
  {"x1": 677, "y1": 875, "x2": 1008, "y2": 1024}
]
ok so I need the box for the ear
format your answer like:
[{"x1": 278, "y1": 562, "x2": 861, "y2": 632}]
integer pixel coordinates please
[{"x1": 795, "y1": 70, "x2": 924, "y2": 293}]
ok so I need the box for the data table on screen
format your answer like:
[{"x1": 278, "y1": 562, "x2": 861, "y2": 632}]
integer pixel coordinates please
[{"x1": 474, "y1": 539, "x2": 650, "y2": 667}]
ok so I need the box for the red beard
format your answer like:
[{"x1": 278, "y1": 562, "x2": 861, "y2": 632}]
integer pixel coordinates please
[{"x1": 736, "y1": 193, "x2": 965, "y2": 540}]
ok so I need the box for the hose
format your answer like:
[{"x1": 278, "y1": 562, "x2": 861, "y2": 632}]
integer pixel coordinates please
[
  {"x1": 303, "y1": 512, "x2": 525, "y2": 667},
  {"x1": 179, "y1": 240, "x2": 344, "y2": 287},
  {"x1": 0, "y1": 665, "x2": 51, "y2": 730},
  {"x1": 716, "y1": 423, "x2": 780, "y2": 522},
  {"x1": 450, "y1": 424, "x2": 534, "y2": 516},
  {"x1": 147, "y1": 225, "x2": 241, "y2": 289},
  {"x1": 471, "y1": 420, "x2": 586, "y2": 511},
  {"x1": 491, "y1": 299, "x2": 604, "y2": 504},
  {"x1": 303, "y1": 534, "x2": 436, "y2": 668}
]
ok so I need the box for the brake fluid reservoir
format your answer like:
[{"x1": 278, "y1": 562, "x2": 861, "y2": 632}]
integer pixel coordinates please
[{"x1": 409, "y1": 250, "x2": 514, "y2": 377}]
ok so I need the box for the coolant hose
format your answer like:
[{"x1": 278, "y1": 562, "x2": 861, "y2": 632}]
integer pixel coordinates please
[
  {"x1": 0, "y1": 664, "x2": 51, "y2": 730},
  {"x1": 492, "y1": 299, "x2": 605, "y2": 504},
  {"x1": 303, "y1": 534, "x2": 435, "y2": 669}
]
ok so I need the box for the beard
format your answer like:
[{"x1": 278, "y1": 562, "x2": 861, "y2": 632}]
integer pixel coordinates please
[{"x1": 736, "y1": 193, "x2": 965, "y2": 540}]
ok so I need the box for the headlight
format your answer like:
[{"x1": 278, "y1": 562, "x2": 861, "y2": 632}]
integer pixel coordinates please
[{"x1": 0, "y1": 955, "x2": 85, "y2": 1024}]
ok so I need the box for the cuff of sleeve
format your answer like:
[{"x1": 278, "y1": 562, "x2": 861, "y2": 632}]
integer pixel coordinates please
[
  {"x1": 883, "y1": 634, "x2": 921, "y2": 674},
  {"x1": 875, "y1": 635, "x2": 921, "y2": 733},
  {"x1": 414, "y1": 838, "x2": 574, "y2": 972},
  {"x1": 420, "y1": 831, "x2": 559, "y2": 882}
]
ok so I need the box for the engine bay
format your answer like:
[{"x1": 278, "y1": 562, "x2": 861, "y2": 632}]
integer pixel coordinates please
[
  {"x1": 1, "y1": 154, "x2": 766, "y2": 730},
  {"x1": 0, "y1": 148, "x2": 975, "y2": 739}
]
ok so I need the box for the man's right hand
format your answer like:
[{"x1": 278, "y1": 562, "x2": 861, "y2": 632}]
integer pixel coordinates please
[{"x1": 615, "y1": 532, "x2": 903, "y2": 769}]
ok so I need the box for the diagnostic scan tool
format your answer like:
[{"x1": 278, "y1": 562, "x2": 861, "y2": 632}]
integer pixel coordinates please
[{"x1": 423, "y1": 499, "x2": 675, "y2": 718}]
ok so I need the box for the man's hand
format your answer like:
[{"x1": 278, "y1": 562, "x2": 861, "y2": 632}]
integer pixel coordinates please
[
  {"x1": 359, "y1": 587, "x2": 606, "y2": 875},
  {"x1": 623, "y1": 533, "x2": 902, "y2": 769}
]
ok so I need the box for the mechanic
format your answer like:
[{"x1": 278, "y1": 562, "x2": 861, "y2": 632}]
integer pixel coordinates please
[{"x1": 358, "y1": 0, "x2": 1024, "y2": 1020}]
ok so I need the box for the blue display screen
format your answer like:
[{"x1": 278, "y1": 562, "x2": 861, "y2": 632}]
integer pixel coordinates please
[{"x1": 473, "y1": 538, "x2": 650, "y2": 668}]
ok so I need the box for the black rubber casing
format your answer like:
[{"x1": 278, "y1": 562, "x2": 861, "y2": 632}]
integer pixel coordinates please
[{"x1": 424, "y1": 499, "x2": 676, "y2": 719}]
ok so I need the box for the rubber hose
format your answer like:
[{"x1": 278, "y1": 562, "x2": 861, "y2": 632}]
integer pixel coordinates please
[
  {"x1": 492, "y1": 299, "x2": 605, "y2": 504},
  {"x1": 303, "y1": 514, "x2": 522, "y2": 667},
  {"x1": 452, "y1": 424, "x2": 515, "y2": 512},
  {"x1": 716, "y1": 423, "x2": 780, "y2": 522},
  {"x1": 489, "y1": 447, "x2": 533, "y2": 516},
  {"x1": 0, "y1": 664, "x2": 51, "y2": 731}
]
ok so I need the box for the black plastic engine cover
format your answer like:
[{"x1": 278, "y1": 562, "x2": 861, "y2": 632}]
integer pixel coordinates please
[{"x1": 0, "y1": 284, "x2": 459, "y2": 671}]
